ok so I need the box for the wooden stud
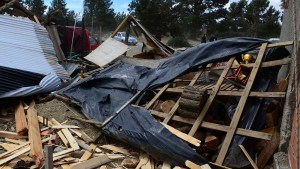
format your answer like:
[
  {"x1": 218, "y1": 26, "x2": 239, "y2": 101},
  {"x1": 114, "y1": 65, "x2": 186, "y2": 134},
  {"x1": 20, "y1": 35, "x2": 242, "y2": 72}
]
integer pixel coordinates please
[
  {"x1": 158, "y1": 88, "x2": 286, "y2": 98},
  {"x1": 188, "y1": 57, "x2": 235, "y2": 136},
  {"x1": 0, "y1": 131, "x2": 27, "y2": 139},
  {"x1": 215, "y1": 43, "x2": 268, "y2": 164},
  {"x1": 239, "y1": 145, "x2": 258, "y2": 169},
  {"x1": 27, "y1": 106, "x2": 44, "y2": 166},
  {"x1": 50, "y1": 118, "x2": 80, "y2": 150},
  {"x1": 161, "y1": 123, "x2": 201, "y2": 146},
  {"x1": 70, "y1": 155, "x2": 111, "y2": 169},
  {"x1": 100, "y1": 145, "x2": 130, "y2": 155},
  {"x1": 57, "y1": 131, "x2": 69, "y2": 147},
  {"x1": 145, "y1": 83, "x2": 171, "y2": 109},
  {"x1": 44, "y1": 145, "x2": 54, "y2": 169},
  {"x1": 148, "y1": 109, "x2": 272, "y2": 140},
  {"x1": 15, "y1": 101, "x2": 28, "y2": 135}
]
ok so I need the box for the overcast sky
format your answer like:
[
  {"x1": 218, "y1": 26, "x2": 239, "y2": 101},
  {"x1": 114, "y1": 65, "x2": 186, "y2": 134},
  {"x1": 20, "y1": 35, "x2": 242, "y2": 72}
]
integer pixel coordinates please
[{"x1": 44, "y1": 0, "x2": 282, "y2": 14}]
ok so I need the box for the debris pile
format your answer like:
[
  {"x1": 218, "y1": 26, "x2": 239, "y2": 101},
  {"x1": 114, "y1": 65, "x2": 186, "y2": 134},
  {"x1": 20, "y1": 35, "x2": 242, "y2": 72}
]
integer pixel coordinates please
[{"x1": 0, "y1": 2, "x2": 296, "y2": 168}]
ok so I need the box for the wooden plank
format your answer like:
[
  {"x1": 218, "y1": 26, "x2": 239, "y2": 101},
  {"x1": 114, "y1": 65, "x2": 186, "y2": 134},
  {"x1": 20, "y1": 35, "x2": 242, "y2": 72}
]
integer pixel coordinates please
[
  {"x1": 51, "y1": 125, "x2": 80, "y2": 129},
  {"x1": 100, "y1": 145, "x2": 130, "y2": 155},
  {"x1": 215, "y1": 43, "x2": 268, "y2": 164},
  {"x1": 266, "y1": 41, "x2": 293, "y2": 48},
  {"x1": 0, "y1": 131, "x2": 27, "y2": 139},
  {"x1": 188, "y1": 57, "x2": 235, "y2": 136},
  {"x1": 79, "y1": 144, "x2": 97, "y2": 162},
  {"x1": 161, "y1": 123, "x2": 201, "y2": 146},
  {"x1": 70, "y1": 155, "x2": 111, "y2": 169},
  {"x1": 163, "y1": 70, "x2": 203, "y2": 123},
  {"x1": 239, "y1": 145, "x2": 258, "y2": 169},
  {"x1": 0, "y1": 136, "x2": 53, "y2": 165},
  {"x1": 15, "y1": 101, "x2": 28, "y2": 135},
  {"x1": 85, "y1": 37, "x2": 129, "y2": 67},
  {"x1": 149, "y1": 109, "x2": 271, "y2": 140},
  {"x1": 57, "y1": 131, "x2": 69, "y2": 147},
  {"x1": 50, "y1": 119, "x2": 80, "y2": 150},
  {"x1": 33, "y1": 15, "x2": 40, "y2": 24},
  {"x1": 205, "y1": 58, "x2": 291, "y2": 71},
  {"x1": 53, "y1": 148, "x2": 74, "y2": 158},
  {"x1": 27, "y1": 106, "x2": 44, "y2": 166},
  {"x1": 5, "y1": 138, "x2": 26, "y2": 145},
  {"x1": 145, "y1": 83, "x2": 170, "y2": 109},
  {"x1": 0, "y1": 146, "x2": 30, "y2": 166},
  {"x1": 185, "y1": 160, "x2": 211, "y2": 169},
  {"x1": 135, "y1": 154, "x2": 149, "y2": 169},
  {"x1": 160, "y1": 88, "x2": 286, "y2": 98},
  {"x1": 257, "y1": 130, "x2": 280, "y2": 168},
  {"x1": 111, "y1": 15, "x2": 132, "y2": 37},
  {"x1": 44, "y1": 145, "x2": 53, "y2": 169}
]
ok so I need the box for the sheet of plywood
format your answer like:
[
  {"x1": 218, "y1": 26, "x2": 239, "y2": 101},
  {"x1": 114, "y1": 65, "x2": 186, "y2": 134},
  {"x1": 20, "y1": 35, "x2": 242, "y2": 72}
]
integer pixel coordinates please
[{"x1": 85, "y1": 37, "x2": 128, "y2": 67}]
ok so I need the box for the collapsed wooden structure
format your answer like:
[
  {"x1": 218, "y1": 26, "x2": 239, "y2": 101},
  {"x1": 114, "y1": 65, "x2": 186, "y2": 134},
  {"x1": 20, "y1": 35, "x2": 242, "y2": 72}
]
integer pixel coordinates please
[{"x1": 134, "y1": 41, "x2": 294, "y2": 168}]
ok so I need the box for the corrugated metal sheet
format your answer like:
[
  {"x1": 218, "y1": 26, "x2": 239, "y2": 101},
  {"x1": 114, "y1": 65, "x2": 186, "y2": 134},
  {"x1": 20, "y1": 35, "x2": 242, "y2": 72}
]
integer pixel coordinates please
[
  {"x1": 0, "y1": 14, "x2": 68, "y2": 98},
  {"x1": 0, "y1": 14, "x2": 69, "y2": 79}
]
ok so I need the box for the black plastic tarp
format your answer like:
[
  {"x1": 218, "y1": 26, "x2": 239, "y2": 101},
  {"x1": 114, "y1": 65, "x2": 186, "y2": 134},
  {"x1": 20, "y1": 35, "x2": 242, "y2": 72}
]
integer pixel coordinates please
[{"x1": 60, "y1": 38, "x2": 269, "y2": 166}]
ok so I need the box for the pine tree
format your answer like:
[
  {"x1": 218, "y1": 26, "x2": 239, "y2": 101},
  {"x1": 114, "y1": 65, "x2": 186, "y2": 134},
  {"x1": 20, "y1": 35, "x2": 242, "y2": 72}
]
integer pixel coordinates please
[
  {"x1": 25, "y1": 0, "x2": 47, "y2": 17},
  {"x1": 84, "y1": 0, "x2": 116, "y2": 31},
  {"x1": 48, "y1": 0, "x2": 68, "y2": 16},
  {"x1": 128, "y1": 0, "x2": 175, "y2": 38}
]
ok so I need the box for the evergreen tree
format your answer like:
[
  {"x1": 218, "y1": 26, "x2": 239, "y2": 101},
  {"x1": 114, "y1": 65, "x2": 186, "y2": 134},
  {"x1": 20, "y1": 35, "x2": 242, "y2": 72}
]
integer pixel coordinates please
[
  {"x1": 245, "y1": 0, "x2": 281, "y2": 37},
  {"x1": 24, "y1": 0, "x2": 47, "y2": 17},
  {"x1": 115, "y1": 12, "x2": 126, "y2": 26},
  {"x1": 129, "y1": 0, "x2": 175, "y2": 38},
  {"x1": 84, "y1": 0, "x2": 116, "y2": 31},
  {"x1": 173, "y1": 0, "x2": 228, "y2": 39},
  {"x1": 47, "y1": 0, "x2": 68, "y2": 25},
  {"x1": 48, "y1": 0, "x2": 68, "y2": 16}
]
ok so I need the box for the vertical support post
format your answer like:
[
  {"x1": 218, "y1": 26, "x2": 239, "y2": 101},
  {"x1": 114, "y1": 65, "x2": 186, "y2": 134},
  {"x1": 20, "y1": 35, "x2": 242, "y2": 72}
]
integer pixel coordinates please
[{"x1": 44, "y1": 145, "x2": 53, "y2": 169}]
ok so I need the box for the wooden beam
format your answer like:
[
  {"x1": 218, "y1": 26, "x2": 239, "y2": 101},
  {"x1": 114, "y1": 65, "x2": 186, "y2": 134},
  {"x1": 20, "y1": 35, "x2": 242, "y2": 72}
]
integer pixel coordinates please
[
  {"x1": 148, "y1": 109, "x2": 271, "y2": 140},
  {"x1": 50, "y1": 119, "x2": 80, "y2": 150},
  {"x1": 145, "y1": 83, "x2": 171, "y2": 109},
  {"x1": 159, "y1": 88, "x2": 286, "y2": 98},
  {"x1": 266, "y1": 41, "x2": 293, "y2": 48},
  {"x1": 205, "y1": 58, "x2": 291, "y2": 71},
  {"x1": 188, "y1": 57, "x2": 235, "y2": 136},
  {"x1": 27, "y1": 106, "x2": 44, "y2": 166},
  {"x1": 0, "y1": 131, "x2": 27, "y2": 139},
  {"x1": 15, "y1": 101, "x2": 28, "y2": 135},
  {"x1": 57, "y1": 131, "x2": 69, "y2": 147},
  {"x1": 163, "y1": 70, "x2": 204, "y2": 123},
  {"x1": 44, "y1": 145, "x2": 53, "y2": 169},
  {"x1": 161, "y1": 123, "x2": 201, "y2": 147},
  {"x1": 215, "y1": 43, "x2": 268, "y2": 164},
  {"x1": 70, "y1": 155, "x2": 111, "y2": 169},
  {"x1": 111, "y1": 15, "x2": 132, "y2": 37},
  {"x1": 0, "y1": 136, "x2": 53, "y2": 166},
  {"x1": 239, "y1": 145, "x2": 258, "y2": 169}
]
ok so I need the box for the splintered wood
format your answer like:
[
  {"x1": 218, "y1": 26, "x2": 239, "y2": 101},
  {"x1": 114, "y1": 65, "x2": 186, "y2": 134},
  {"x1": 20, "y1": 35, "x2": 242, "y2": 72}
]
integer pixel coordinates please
[
  {"x1": 27, "y1": 106, "x2": 44, "y2": 166},
  {"x1": 15, "y1": 101, "x2": 28, "y2": 135}
]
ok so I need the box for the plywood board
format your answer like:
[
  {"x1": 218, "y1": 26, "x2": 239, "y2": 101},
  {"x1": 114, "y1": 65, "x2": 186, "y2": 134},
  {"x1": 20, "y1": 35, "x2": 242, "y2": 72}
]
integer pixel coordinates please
[{"x1": 85, "y1": 37, "x2": 128, "y2": 67}]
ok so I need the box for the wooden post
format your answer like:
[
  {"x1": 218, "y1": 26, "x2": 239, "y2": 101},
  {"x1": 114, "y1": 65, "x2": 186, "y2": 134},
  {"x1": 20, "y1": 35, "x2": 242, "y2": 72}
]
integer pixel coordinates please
[
  {"x1": 15, "y1": 101, "x2": 28, "y2": 135},
  {"x1": 27, "y1": 106, "x2": 44, "y2": 166},
  {"x1": 44, "y1": 145, "x2": 53, "y2": 169},
  {"x1": 215, "y1": 43, "x2": 268, "y2": 164}
]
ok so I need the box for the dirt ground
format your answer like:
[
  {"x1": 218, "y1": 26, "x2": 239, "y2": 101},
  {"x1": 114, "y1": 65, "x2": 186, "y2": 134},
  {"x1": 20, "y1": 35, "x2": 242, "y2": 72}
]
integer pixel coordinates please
[{"x1": 35, "y1": 99, "x2": 101, "y2": 140}]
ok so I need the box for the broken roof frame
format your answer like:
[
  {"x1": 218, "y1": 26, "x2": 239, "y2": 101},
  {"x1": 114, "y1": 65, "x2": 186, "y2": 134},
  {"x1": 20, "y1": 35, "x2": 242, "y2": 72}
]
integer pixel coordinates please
[
  {"x1": 134, "y1": 40, "x2": 294, "y2": 166},
  {"x1": 110, "y1": 15, "x2": 174, "y2": 58}
]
